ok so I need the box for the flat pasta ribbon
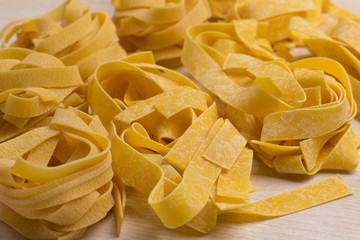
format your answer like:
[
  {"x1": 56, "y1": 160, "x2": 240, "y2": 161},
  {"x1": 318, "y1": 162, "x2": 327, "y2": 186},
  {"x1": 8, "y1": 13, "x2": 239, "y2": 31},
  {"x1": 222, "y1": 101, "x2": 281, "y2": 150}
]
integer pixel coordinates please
[
  {"x1": 111, "y1": 0, "x2": 211, "y2": 67},
  {"x1": 232, "y1": 0, "x2": 360, "y2": 51},
  {"x1": 233, "y1": 0, "x2": 319, "y2": 45},
  {"x1": 182, "y1": 20, "x2": 360, "y2": 174},
  {"x1": 231, "y1": 0, "x2": 360, "y2": 113},
  {"x1": 0, "y1": 107, "x2": 125, "y2": 240},
  {"x1": 286, "y1": 15, "x2": 360, "y2": 116},
  {"x1": 0, "y1": 0, "x2": 126, "y2": 80},
  {"x1": 207, "y1": 0, "x2": 237, "y2": 20},
  {"x1": 0, "y1": 48, "x2": 87, "y2": 143},
  {"x1": 88, "y1": 52, "x2": 354, "y2": 234},
  {"x1": 223, "y1": 0, "x2": 360, "y2": 117}
]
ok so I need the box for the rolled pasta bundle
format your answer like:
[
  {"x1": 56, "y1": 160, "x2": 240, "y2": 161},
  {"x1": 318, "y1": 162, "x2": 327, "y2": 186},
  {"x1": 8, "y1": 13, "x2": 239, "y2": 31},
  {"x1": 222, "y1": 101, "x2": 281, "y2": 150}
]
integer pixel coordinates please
[
  {"x1": 286, "y1": 14, "x2": 360, "y2": 116},
  {"x1": 89, "y1": 51, "x2": 253, "y2": 233},
  {"x1": 232, "y1": 0, "x2": 359, "y2": 47},
  {"x1": 111, "y1": 0, "x2": 211, "y2": 67},
  {"x1": 0, "y1": 0, "x2": 126, "y2": 80},
  {"x1": 88, "y1": 52, "x2": 354, "y2": 234},
  {"x1": 182, "y1": 20, "x2": 360, "y2": 174},
  {"x1": 0, "y1": 107, "x2": 125, "y2": 240},
  {"x1": 224, "y1": 0, "x2": 360, "y2": 116},
  {"x1": 233, "y1": 0, "x2": 322, "y2": 45},
  {"x1": 0, "y1": 48, "x2": 86, "y2": 143}
]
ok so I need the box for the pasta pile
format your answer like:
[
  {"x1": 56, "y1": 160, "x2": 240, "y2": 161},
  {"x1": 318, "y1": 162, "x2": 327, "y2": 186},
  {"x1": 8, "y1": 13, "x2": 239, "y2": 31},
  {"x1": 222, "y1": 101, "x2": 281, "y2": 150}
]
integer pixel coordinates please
[
  {"x1": 288, "y1": 8, "x2": 360, "y2": 116},
  {"x1": 0, "y1": 48, "x2": 86, "y2": 143},
  {"x1": 0, "y1": 107, "x2": 125, "y2": 240},
  {"x1": 111, "y1": 0, "x2": 212, "y2": 66},
  {"x1": 232, "y1": 0, "x2": 360, "y2": 115},
  {"x1": 88, "y1": 52, "x2": 354, "y2": 233},
  {"x1": 0, "y1": 0, "x2": 359, "y2": 239},
  {"x1": 233, "y1": 0, "x2": 328, "y2": 45},
  {"x1": 182, "y1": 20, "x2": 360, "y2": 174},
  {"x1": 0, "y1": 1, "x2": 127, "y2": 238},
  {"x1": 0, "y1": 0, "x2": 126, "y2": 80},
  {"x1": 232, "y1": 0, "x2": 359, "y2": 47}
]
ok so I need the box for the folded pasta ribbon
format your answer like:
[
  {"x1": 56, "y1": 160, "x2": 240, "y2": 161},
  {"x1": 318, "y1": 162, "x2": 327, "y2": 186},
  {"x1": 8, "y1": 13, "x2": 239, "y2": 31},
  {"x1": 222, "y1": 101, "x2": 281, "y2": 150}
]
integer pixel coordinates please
[
  {"x1": 232, "y1": 0, "x2": 360, "y2": 50},
  {"x1": 232, "y1": 0, "x2": 360, "y2": 112},
  {"x1": 182, "y1": 20, "x2": 360, "y2": 174},
  {"x1": 0, "y1": 48, "x2": 87, "y2": 143},
  {"x1": 207, "y1": 0, "x2": 237, "y2": 20},
  {"x1": 112, "y1": 0, "x2": 211, "y2": 67},
  {"x1": 88, "y1": 52, "x2": 354, "y2": 234},
  {"x1": 287, "y1": 15, "x2": 360, "y2": 116},
  {"x1": 0, "y1": 107, "x2": 125, "y2": 240},
  {"x1": 0, "y1": 0, "x2": 126, "y2": 80},
  {"x1": 233, "y1": 0, "x2": 319, "y2": 45}
]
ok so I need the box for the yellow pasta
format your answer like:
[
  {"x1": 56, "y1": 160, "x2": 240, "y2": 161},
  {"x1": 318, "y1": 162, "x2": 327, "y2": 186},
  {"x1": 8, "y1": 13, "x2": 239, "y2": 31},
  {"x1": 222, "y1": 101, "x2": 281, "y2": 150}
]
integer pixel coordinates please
[
  {"x1": 0, "y1": 48, "x2": 86, "y2": 143},
  {"x1": 0, "y1": 0, "x2": 358, "y2": 238},
  {"x1": 207, "y1": 0, "x2": 237, "y2": 20},
  {"x1": 288, "y1": 15, "x2": 360, "y2": 116},
  {"x1": 229, "y1": 0, "x2": 360, "y2": 114},
  {"x1": 231, "y1": 0, "x2": 360, "y2": 109},
  {"x1": 88, "y1": 52, "x2": 354, "y2": 233},
  {"x1": 182, "y1": 20, "x2": 360, "y2": 174},
  {"x1": 232, "y1": 0, "x2": 322, "y2": 44},
  {"x1": 111, "y1": 0, "x2": 211, "y2": 67},
  {"x1": 0, "y1": 0, "x2": 126, "y2": 80},
  {"x1": 0, "y1": 107, "x2": 125, "y2": 240},
  {"x1": 231, "y1": 0, "x2": 360, "y2": 49}
]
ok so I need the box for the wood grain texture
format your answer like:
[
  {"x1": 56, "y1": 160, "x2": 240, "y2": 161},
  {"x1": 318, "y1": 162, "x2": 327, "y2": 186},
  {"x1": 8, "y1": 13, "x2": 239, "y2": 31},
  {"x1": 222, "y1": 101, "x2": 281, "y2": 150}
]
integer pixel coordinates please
[{"x1": 0, "y1": 0, "x2": 359, "y2": 239}]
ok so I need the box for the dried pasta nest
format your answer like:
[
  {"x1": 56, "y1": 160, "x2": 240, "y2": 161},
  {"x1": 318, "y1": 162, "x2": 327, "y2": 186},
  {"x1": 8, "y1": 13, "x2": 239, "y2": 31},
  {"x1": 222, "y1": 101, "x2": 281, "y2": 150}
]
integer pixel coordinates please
[
  {"x1": 87, "y1": 52, "x2": 353, "y2": 234},
  {"x1": 0, "y1": 0, "x2": 358, "y2": 239},
  {"x1": 0, "y1": 107, "x2": 125, "y2": 240},
  {"x1": 232, "y1": 0, "x2": 360, "y2": 115},
  {"x1": 0, "y1": 0, "x2": 126, "y2": 80},
  {"x1": 288, "y1": 13, "x2": 360, "y2": 116},
  {"x1": 233, "y1": 0, "x2": 356, "y2": 46},
  {"x1": 0, "y1": 48, "x2": 86, "y2": 143},
  {"x1": 111, "y1": 0, "x2": 211, "y2": 67},
  {"x1": 88, "y1": 51, "x2": 253, "y2": 233},
  {"x1": 182, "y1": 20, "x2": 360, "y2": 174}
]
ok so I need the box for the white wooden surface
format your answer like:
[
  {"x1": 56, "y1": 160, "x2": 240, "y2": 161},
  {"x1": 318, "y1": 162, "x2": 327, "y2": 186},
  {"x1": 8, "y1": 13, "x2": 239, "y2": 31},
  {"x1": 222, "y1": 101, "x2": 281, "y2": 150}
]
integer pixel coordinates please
[{"x1": 0, "y1": 1, "x2": 359, "y2": 239}]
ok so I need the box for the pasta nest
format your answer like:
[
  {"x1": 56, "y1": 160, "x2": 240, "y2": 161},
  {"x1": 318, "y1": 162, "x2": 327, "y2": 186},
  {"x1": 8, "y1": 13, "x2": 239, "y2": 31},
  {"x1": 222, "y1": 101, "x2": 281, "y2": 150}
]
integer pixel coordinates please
[
  {"x1": 0, "y1": 0, "x2": 126, "y2": 80},
  {"x1": 0, "y1": 107, "x2": 125, "y2": 239},
  {"x1": 182, "y1": 20, "x2": 360, "y2": 174},
  {"x1": 0, "y1": 48, "x2": 86, "y2": 143}
]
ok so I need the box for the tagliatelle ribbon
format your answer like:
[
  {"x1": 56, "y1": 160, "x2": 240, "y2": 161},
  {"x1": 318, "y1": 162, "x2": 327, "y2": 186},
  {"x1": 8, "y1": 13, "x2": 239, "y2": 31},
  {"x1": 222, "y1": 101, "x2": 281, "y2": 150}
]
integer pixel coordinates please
[
  {"x1": 0, "y1": 0, "x2": 357, "y2": 238},
  {"x1": 111, "y1": 0, "x2": 211, "y2": 67},
  {"x1": 233, "y1": 0, "x2": 319, "y2": 44},
  {"x1": 230, "y1": 0, "x2": 360, "y2": 116},
  {"x1": 87, "y1": 52, "x2": 354, "y2": 234},
  {"x1": 0, "y1": 48, "x2": 88, "y2": 143},
  {"x1": 182, "y1": 20, "x2": 360, "y2": 174},
  {"x1": 207, "y1": 0, "x2": 237, "y2": 20},
  {"x1": 0, "y1": 0, "x2": 126, "y2": 80},
  {"x1": 0, "y1": 107, "x2": 125, "y2": 240},
  {"x1": 287, "y1": 15, "x2": 360, "y2": 116},
  {"x1": 232, "y1": 0, "x2": 360, "y2": 49}
]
